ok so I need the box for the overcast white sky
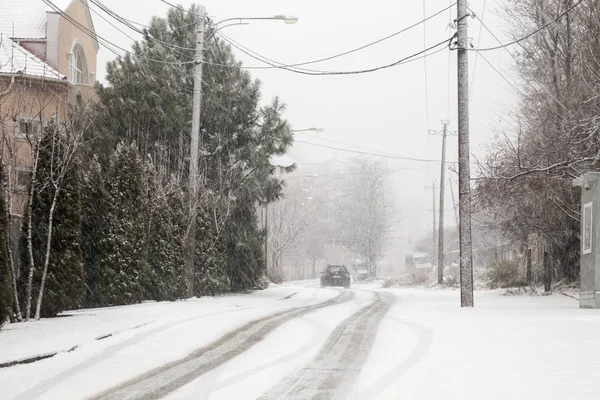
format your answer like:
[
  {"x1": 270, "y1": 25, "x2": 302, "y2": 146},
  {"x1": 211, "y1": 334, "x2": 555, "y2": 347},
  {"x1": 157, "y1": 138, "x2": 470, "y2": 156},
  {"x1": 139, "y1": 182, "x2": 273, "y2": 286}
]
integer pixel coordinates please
[{"x1": 92, "y1": 0, "x2": 520, "y2": 253}]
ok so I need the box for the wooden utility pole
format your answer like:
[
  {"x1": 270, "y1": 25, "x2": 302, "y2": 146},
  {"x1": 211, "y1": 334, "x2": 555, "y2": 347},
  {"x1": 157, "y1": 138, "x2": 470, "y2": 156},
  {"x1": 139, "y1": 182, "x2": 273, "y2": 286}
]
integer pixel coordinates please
[
  {"x1": 425, "y1": 181, "x2": 437, "y2": 261},
  {"x1": 456, "y1": 0, "x2": 474, "y2": 306},
  {"x1": 186, "y1": 4, "x2": 206, "y2": 297},
  {"x1": 449, "y1": 178, "x2": 459, "y2": 227},
  {"x1": 430, "y1": 120, "x2": 453, "y2": 284}
]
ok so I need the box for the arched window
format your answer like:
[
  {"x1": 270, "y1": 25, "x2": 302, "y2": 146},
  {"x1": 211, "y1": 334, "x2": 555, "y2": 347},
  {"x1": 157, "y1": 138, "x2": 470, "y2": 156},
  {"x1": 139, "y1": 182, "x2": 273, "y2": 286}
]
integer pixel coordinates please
[{"x1": 70, "y1": 43, "x2": 89, "y2": 84}]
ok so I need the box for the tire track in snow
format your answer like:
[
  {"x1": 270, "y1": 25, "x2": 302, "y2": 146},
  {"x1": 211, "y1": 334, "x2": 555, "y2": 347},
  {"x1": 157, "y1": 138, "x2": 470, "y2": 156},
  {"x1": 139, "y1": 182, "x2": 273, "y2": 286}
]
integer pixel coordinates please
[
  {"x1": 351, "y1": 317, "x2": 434, "y2": 399},
  {"x1": 89, "y1": 290, "x2": 353, "y2": 400},
  {"x1": 258, "y1": 291, "x2": 394, "y2": 400},
  {"x1": 12, "y1": 307, "x2": 256, "y2": 400}
]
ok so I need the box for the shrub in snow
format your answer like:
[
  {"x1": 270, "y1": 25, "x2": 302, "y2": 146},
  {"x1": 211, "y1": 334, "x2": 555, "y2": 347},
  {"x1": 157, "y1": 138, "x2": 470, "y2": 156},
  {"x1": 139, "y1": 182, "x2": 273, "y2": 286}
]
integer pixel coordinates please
[
  {"x1": 146, "y1": 179, "x2": 187, "y2": 301},
  {"x1": 95, "y1": 143, "x2": 147, "y2": 306},
  {"x1": 487, "y1": 259, "x2": 526, "y2": 288},
  {"x1": 81, "y1": 157, "x2": 109, "y2": 307}
]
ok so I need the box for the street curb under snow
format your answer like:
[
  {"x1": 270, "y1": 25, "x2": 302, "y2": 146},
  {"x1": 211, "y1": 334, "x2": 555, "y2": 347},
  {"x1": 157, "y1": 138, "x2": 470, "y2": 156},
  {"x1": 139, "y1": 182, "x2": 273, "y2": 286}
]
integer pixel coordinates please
[
  {"x1": 0, "y1": 321, "x2": 154, "y2": 369},
  {"x1": 0, "y1": 345, "x2": 78, "y2": 368}
]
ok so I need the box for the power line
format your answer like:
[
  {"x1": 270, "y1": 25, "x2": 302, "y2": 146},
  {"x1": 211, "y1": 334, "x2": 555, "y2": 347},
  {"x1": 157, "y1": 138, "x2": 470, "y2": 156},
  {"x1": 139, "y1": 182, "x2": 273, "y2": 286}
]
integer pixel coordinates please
[
  {"x1": 469, "y1": 0, "x2": 486, "y2": 99},
  {"x1": 422, "y1": 0, "x2": 431, "y2": 130},
  {"x1": 472, "y1": 0, "x2": 584, "y2": 52},
  {"x1": 43, "y1": 0, "x2": 197, "y2": 64},
  {"x1": 475, "y1": 51, "x2": 528, "y2": 98},
  {"x1": 294, "y1": 140, "x2": 460, "y2": 163},
  {"x1": 205, "y1": 3, "x2": 456, "y2": 71},
  {"x1": 470, "y1": 10, "x2": 568, "y2": 111},
  {"x1": 252, "y1": 2, "x2": 455, "y2": 70},
  {"x1": 446, "y1": 0, "x2": 453, "y2": 120},
  {"x1": 217, "y1": 31, "x2": 449, "y2": 72},
  {"x1": 159, "y1": 0, "x2": 201, "y2": 16},
  {"x1": 297, "y1": 131, "x2": 415, "y2": 158},
  {"x1": 89, "y1": 0, "x2": 143, "y2": 33},
  {"x1": 218, "y1": 32, "x2": 453, "y2": 76}
]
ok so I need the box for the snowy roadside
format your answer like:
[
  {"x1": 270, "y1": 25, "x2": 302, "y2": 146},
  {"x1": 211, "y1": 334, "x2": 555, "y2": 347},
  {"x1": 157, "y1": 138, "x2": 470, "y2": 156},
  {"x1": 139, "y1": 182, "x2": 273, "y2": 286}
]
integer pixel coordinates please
[
  {"x1": 0, "y1": 285, "x2": 335, "y2": 366},
  {"x1": 1, "y1": 285, "x2": 339, "y2": 400},
  {"x1": 353, "y1": 287, "x2": 600, "y2": 400}
]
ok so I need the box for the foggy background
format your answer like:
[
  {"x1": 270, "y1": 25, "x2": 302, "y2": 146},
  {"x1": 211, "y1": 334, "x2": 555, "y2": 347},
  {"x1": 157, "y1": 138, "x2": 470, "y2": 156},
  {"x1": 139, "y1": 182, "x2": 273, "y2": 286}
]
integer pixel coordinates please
[{"x1": 93, "y1": 0, "x2": 518, "y2": 270}]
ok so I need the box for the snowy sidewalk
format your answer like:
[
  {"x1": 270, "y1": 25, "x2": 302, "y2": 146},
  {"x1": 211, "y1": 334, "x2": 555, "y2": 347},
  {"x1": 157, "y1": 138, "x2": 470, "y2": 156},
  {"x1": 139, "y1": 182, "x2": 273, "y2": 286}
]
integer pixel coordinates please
[
  {"x1": 353, "y1": 288, "x2": 600, "y2": 400},
  {"x1": 0, "y1": 285, "x2": 334, "y2": 366}
]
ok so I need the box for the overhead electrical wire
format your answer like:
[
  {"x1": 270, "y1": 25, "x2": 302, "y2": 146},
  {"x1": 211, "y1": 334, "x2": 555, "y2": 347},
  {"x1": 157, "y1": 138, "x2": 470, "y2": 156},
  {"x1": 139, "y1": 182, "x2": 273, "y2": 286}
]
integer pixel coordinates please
[
  {"x1": 469, "y1": 0, "x2": 486, "y2": 99},
  {"x1": 472, "y1": 0, "x2": 584, "y2": 52},
  {"x1": 294, "y1": 140, "x2": 462, "y2": 163},
  {"x1": 215, "y1": 31, "x2": 449, "y2": 72},
  {"x1": 297, "y1": 131, "x2": 413, "y2": 158},
  {"x1": 89, "y1": 0, "x2": 144, "y2": 33},
  {"x1": 446, "y1": 0, "x2": 453, "y2": 120},
  {"x1": 422, "y1": 0, "x2": 431, "y2": 130},
  {"x1": 82, "y1": 0, "x2": 457, "y2": 75},
  {"x1": 470, "y1": 10, "x2": 568, "y2": 111},
  {"x1": 217, "y1": 32, "x2": 453, "y2": 76},
  {"x1": 213, "y1": 2, "x2": 456, "y2": 71},
  {"x1": 159, "y1": 0, "x2": 201, "y2": 16},
  {"x1": 475, "y1": 51, "x2": 528, "y2": 98},
  {"x1": 44, "y1": 0, "x2": 197, "y2": 64}
]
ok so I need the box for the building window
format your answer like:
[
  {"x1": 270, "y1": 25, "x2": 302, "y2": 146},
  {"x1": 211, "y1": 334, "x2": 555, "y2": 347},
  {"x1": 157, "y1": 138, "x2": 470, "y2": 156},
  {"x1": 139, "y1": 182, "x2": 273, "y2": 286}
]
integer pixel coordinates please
[
  {"x1": 70, "y1": 43, "x2": 89, "y2": 84},
  {"x1": 15, "y1": 167, "x2": 32, "y2": 192},
  {"x1": 16, "y1": 119, "x2": 42, "y2": 139},
  {"x1": 583, "y1": 202, "x2": 593, "y2": 255}
]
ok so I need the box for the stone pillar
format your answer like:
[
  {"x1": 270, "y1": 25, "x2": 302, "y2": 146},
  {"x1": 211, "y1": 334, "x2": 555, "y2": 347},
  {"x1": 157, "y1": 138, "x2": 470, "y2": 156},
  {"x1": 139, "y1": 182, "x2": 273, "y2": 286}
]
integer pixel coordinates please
[{"x1": 573, "y1": 172, "x2": 600, "y2": 308}]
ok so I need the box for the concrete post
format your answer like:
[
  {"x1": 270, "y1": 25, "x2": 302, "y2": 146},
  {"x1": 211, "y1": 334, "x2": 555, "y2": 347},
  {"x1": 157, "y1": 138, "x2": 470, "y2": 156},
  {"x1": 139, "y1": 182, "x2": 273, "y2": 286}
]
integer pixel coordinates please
[{"x1": 573, "y1": 172, "x2": 600, "y2": 308}]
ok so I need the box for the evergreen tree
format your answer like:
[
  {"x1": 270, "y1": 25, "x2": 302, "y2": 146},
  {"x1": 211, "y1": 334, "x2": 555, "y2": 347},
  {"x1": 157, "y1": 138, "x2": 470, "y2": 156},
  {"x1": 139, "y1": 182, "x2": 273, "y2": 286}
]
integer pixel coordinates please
[
  {"x1": 20, "y1": 124, "x2": 84, "y2": 318},
  {"x1": 81, "y1": 157, "x2": 109, "y2": 306},
  {"x1": 146, "y1": 179, "x2": 187, "y2": 301},
  {"x1": 224, "y1": 194, "x2": 266, "y2": 292},
  {"x1": 97, "y1": 143, "x2": 147, "y2": 305},
  {"x1": 96, "y1": 6, "x2": 295, "y2": 294},
  {"x1": 0, "y1": 162, "x2": 12, "y2": 328},
  {"x1": 194, "y1": 199, "x2": 228, "y2": 296}
]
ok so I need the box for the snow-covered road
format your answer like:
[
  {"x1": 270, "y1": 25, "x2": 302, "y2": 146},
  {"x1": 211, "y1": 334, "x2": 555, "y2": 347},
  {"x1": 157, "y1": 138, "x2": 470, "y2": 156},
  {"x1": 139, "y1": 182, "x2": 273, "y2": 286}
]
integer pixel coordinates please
[{"x1": 2, "y1": 282, "x2": 600, "y2": 400}]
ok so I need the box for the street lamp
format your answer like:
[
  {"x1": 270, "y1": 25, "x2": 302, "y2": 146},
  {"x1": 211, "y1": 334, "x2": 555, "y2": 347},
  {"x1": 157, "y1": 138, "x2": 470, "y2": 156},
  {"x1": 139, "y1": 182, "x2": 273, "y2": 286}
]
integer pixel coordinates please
[
  {"x1": 291, "y1": 127, "x2": 324, "y2": 134},
  {"x1": 213, "y1": 15, "x2": 298, "y2": 27}
]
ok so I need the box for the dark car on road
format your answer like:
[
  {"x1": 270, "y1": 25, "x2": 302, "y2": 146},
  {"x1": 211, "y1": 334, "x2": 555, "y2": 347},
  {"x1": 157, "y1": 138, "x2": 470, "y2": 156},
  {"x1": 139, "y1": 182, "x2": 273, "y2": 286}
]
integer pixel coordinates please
[{"x1": 320, "y1": 265, "x2": 351, "y2": 288}]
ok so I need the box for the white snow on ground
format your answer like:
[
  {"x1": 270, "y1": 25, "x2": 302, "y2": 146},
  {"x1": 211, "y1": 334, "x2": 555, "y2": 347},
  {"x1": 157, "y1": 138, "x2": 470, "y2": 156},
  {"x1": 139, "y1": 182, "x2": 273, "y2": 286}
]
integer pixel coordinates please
[
  {"x1": 164, "y1": 288, "x2": 376, "y2": 400},
  {"x1": 353, "y1": 288, "x2": 600, "y2": 400},
  {"x1": 3, "y1": 282, "x2": 600, "y2": 400},
  {"x1": 0, "y1": 286, "x2": 337, "y2": 400}
]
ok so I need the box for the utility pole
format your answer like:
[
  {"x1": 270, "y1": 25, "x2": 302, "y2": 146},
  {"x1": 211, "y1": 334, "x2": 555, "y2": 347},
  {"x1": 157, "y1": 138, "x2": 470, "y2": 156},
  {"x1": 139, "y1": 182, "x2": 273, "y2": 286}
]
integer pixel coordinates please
[
  {"x1": 449, "y1": 178, "x2": 459, "y2": 227},
  {"x1": 430, "y1": 120, "x2": 453, "y2": 284},
  {"x1": 456, "y1": 0, "x2": 474, "y2": 307},
  {"x1": 186, "y1": 4, "x2": 206, "y2": 297},
  {"x1": 425, "y1": 181, "x2": 437, "y2": 261},
  {"x1": 264, "y1": 203, "x2": 268, "y2": 274}
]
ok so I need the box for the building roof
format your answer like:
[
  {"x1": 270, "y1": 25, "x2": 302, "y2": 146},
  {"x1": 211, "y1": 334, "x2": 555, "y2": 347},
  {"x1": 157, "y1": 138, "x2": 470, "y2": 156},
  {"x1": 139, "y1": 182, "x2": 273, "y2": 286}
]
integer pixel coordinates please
[
  {"x1": 0, "y1": 0, "x2": 75, "y2": 40},
  {"x1": 0, "y1": 36, "x2": 65, "y2": 81}
]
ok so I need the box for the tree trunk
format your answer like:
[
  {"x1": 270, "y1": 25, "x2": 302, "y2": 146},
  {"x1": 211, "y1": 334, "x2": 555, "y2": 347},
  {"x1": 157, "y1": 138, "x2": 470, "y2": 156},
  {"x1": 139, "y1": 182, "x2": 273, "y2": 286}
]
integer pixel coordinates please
[
  {"x1": 3, "y1": 163, "x2": 22, "y2": 321},
  {"x1": 312, "y1": 255, "x2": 316, "y2": 278},
  {"x1": 543, "y1": 251, "x2": 552, "y2": 293},
  {"x1": 526, "y1": 249, "x2": 533, "y2": 285},
  {"x1": 34, "y1": 187, "x2": 60, "y2": 320},
  {"x1": 25, "y1": 132, "x2": 42, "y2": 320}
]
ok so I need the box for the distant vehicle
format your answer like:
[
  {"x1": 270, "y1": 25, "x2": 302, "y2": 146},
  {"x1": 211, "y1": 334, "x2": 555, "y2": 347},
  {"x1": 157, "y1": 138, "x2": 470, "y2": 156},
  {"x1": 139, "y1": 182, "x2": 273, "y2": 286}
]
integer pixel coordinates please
[
  {"x1": 405, "y1": 252, "x2": 433, "y2": 271},
  {"x1": 356, "y1": 268, "x2": 369, "y2": 281},
  {"x1": 320, "y1": 265, "x2": 351, "y2": 288}
]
